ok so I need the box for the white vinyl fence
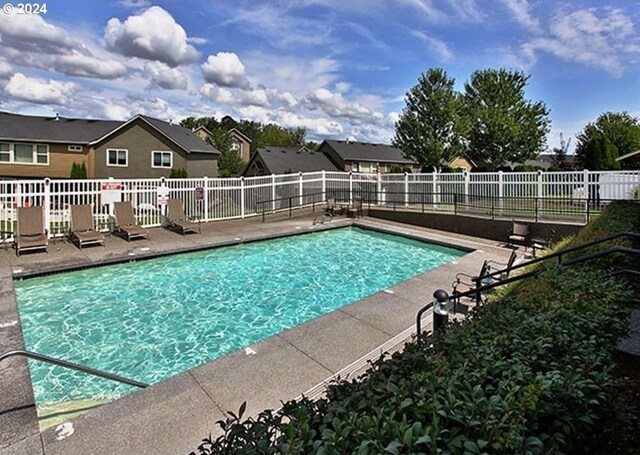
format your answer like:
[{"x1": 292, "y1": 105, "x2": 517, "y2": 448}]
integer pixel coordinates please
[{"x1": 0, "y1": 170, "x2": 638, "y2": 238}]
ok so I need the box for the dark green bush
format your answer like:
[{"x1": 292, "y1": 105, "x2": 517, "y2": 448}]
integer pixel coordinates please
[
  {"x1": 170, "y1": 167, "x2": 188, "y2": 178},
  {"x1": 192, "y1": 202, "x2": 638, "y2": 455}
]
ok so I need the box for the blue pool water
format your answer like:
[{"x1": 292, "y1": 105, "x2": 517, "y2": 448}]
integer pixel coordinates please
[{"x1": 16, "y1": 227, "x2": 464, "y2": 408}]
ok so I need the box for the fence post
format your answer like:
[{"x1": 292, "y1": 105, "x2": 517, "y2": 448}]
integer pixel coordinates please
[
  {"x1": 498, "y1": 171, "x2": 504, "y2": 216},
  {"x1": 43, "y1": 178, "x2": 51, "y2": 237},
  {"x1": 432, "y1": 171, "x2": 437, "y2": 210},
  {"x1": 271, "y1": 174, "x2": 276, "y2": 213},
  {"x1": 203, "y1": 176, "x2": 209, "y2": 221},
  {"x1": 349, "y1": 171, "x2": 353, "y2": 202},
  {"x1": 404, "y1": 172, "x2": 409, "y2": 207},
  {"x1": 376, "y1": 171, "x2": 382, "y2": 205},
  {"x1": 240, "y1": 176, "x2": 245, "y2": 219},
  {"x1": 464, "y1": 169, "x2": 470, "y2": 207},
  {"x1": 299, "y1": 171, "x2": 303, "y2": 208},
  {"x1": 537, "y1": 170, "x2": 543, "y2": 220},
  {"x1": 321, "y1": 170, "x2": 326, "y2": 202}
]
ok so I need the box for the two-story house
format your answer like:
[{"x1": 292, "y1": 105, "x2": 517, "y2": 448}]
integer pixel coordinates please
[
  {"x1": 193, "y1": 126, "x2": 252, "y2": 163},
  {"x1": 0, "y1": 111, "x2": 220, "y2": 179}
]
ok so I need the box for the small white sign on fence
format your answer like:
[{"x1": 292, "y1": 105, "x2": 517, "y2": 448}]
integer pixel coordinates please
[
  {"x1": 100, "y1": 182, "x2": 122, "y2": 205},
  {"x1": 156, "y1": 185, "x2": 169, "y2": 206}
]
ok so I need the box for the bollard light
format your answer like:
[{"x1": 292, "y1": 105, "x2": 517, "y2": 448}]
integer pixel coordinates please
[{"x1": 433, "y1": 289, "x2": 450, "y2": 334}]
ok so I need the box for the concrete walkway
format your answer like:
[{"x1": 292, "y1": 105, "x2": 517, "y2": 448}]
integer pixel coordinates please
[{"x1": 0, "y1": 211, "x2": 511, "y2": 455}]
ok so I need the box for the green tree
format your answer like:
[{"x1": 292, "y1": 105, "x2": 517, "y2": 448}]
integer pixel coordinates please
[
  {"x1": 169, "y1": 168, "x2": 188, "y2": 178},
  {"x1": 575, "y1": 112, "x2": 640, "y2": 170},
  {"x1": 257, "y1": 124, "x2": 298, "y2": 148},
  {"x1": 580, "y1": 133, "x2": 620, "y2": 171},
  {"x1": 462, "y1": 69, "x2": 550, "y2": 170},
  {"x1": 550, "y1": 132, "x2": 572, "y2": 171},
  {"x1": 70, "y1": 161, "x2": 87, "y2": 178},
  {"x1": 393, "y1": 68, "x2": 463, "y2": 171},
  {"x1": 212, "y1": 130, "x2": 246, "y2": 177}
]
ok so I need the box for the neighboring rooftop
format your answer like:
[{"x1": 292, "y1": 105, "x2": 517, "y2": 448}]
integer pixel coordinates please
[
  {"x1": 245, "y1": 147, "x2": 340, "y2": 175},
  {"x1": 0, "y1": 111, "x2": 121, "y2": 144},
  {"x1": 0, "y1": 111, "x2": 219, "y2": 154},
  {"x1": 320, "y1": 139, "x2": 415, "y2": 164}
]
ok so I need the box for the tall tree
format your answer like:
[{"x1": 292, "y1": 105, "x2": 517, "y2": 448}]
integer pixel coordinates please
[
  {"x1": 461, "y1": 69, "x2": 550, "y2": 170},
  {"x1": 580, "y1": 133, "x2": 620, "y2": 171},
  {"x1": 392, "y1": 68, "x2": 463, "y2": 171},
  {"x1": 257, "y1": 124, "x2": 298, "y2": 148},
  {"x1": 575, "y1": 112, "x2": 640, "y2": 170}
]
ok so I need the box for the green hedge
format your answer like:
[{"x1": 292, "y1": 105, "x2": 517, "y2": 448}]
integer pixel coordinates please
[{"x1": 192, "y1": 201, "x2": 639, "y2": 455}]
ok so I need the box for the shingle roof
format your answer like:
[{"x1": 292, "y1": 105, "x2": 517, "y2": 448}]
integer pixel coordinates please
[
  {"x1": 0, "y1": 111, "x2": 219, "y2": 155},
  {"x1": 322, "y1": 139, "x2": 415, "y2": 164},
  {"x1": 0, "y1": 111, "x2": 121, "y2": 143},
  {"x1": 249, "y1": 147, "x2": 340, "y2": 175},
  {"x1": 139, "y1": 115, "x2": 219, "y2": 154}
]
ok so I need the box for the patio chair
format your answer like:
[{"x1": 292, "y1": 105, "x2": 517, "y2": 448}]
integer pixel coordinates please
[
  {"x1": 16, "y1": 206, "x2": 48, "y2": 256},
  {"x1": 325, "y1": 198, "x2": 336, "y2": 217},
  {"x1": 166, "y1": 199, "x2": 200, "y2": 235},
  {"x1": 531, "y1": 229, "x2": 556, "y2": 258},
  {"x1": 113, "y1": 201, "x2": 149, "y2": 242},
  {"x1": 452, "y1": 250, "x2": 518, "y2": 306},
  {"x1": 70, "y1": 204, "x2": 105, "y2": 249},
  {"x1": 347, "y1": 199, "x2": 362, "y2": 219},
  {"x1": 508, "y1": 220, "x2": 529, "y2": 251}
]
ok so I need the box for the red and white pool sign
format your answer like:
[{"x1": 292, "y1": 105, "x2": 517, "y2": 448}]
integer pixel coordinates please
[{"x1": 101, "y1": 182, "x2": 122, "y2": 191}]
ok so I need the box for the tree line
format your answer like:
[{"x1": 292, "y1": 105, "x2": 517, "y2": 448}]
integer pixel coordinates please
[
  {"x1": 180, "y1": 116, "x2": 314, "y2": 176},
  {"x1": 393, "y1": 68, "x2": 640, "y2": 172}
]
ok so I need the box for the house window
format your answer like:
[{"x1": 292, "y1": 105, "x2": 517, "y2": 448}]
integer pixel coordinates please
[
  {"x1": 152, "y1": 151, "x2": 172, "y2": 168},
  {"x1": 107, "y1": 149, "x2": 128, "y2": 167},
  {"x1": 0, "y1": 143, "x2": 10, "y2": 162},
  {"x1": 358, "y1": 162, "x2": 376, "y2": 173},
  {"x1": 68, "y1": 145, "x2": 83, "y2": 152},
  {"x1": 0, "y1": 143, "x2": 49, "y2": 165},
  {"x1": 231, "y1": 139, "x2": 241, "y2": 153}
]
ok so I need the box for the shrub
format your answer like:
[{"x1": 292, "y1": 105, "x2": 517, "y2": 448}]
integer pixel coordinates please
[
  {"x1": 170, "y1": 168, "x2": 188, "y2": 178},
  {"x1": 191, "y1": 202, "x2": 638, "y2": 455}
]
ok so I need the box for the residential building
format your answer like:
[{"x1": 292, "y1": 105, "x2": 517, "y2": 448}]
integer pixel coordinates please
[
  {"x1": 0, "y1": 111, "x2": 220, "y2": 179},
  {"x1": 193, "y1": 126, "x2": 252, "y2": 163},
  {"x1": 316, "y1": 140, "x2": 421, "y2": 173},
  {"x1": 243, "y1": 146, "x2": 340, "y2": 176}
]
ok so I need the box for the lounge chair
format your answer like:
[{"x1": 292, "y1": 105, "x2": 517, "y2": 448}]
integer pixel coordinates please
[
  {"x1": 508, "y1": 220, "x2": 529, "y2": 251},
  {"x1": 166, "y1": 199, "x2": 200, "y2": 235},
  {"x1": 452, "y1": 250, "x2": 517, "y2": 306},
  {"x1": 347, "y1": 199, "x2": 362, "y2": 219},
  {"x1": 70, "y1": 204, "x2": 105, "y2": 249},
  {"x1": 113, "y1": 201, "x2": 149, "y2": 242},
  {"x1": 325, "y1": 198, "x2": 336, "y2": 216},
  {"x1": 531, "y1": 229, "x2": 556, "y2": 258},
  {"x1": 16, "y1": 206, "x2": 48, "y2": 256}
]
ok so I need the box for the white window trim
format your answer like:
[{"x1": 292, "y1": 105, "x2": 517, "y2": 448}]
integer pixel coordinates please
[
  {"x1": 0, "y1": 142, "x2": 49, "y2": 166},
  {"x1": 151, "y1": 150, "x2": 173, "y2": 169},
  {"x1": 68, "y1": 145, "x2": 83, "y2": 152},
  {"x1": 106, "y1": 148, "x2": 129, "y2": 167}
]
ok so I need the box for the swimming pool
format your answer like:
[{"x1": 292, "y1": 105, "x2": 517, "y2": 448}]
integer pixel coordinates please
[{"x1": 16, "y1": 227, "x2": 464, "y2": 412}]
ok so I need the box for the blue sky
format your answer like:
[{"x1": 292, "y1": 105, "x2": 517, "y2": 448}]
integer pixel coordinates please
[{"x1": 0, "y1": 0, "x2": 638, "y2": 151}]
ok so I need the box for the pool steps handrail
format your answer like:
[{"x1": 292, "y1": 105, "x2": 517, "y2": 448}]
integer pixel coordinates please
[{"x1": 0, "y1": 349, "x2": 148, "y2": 389}]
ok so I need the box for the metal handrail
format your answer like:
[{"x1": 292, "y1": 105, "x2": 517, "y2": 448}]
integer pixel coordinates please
[
  {"x1": 476, "y1": 231, "x2": 640, "y2": 284},
  {"x1": 416, "y1": 245, "x2": 640, "y2": 335},
  {"x1": 0, "y1": 350, "x2": 148, "y2": 389}
]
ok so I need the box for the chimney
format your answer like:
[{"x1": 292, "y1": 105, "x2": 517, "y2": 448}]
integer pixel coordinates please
[
  {"x1": 54, "y1": 113, "x2": 60, "y2": 121},
  {"x1": 169, "y1": 118, "x2": 173, "y2": 125}
]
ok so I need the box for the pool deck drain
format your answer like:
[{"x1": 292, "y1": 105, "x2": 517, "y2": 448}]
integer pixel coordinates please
[{"x1": 0, "y1": 212, "x2": 511, "y2": 455}]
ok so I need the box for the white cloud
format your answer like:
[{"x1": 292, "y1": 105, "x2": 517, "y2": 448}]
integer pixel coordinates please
[
  {"x1": 521, "y1": 8, "x2": 640, "y2": 77},
  {"x1": 201, "y1": 52, "x2": 248, "y2": 88},
  {"x1": 4, "y1": 73, "x2": 76, "y2": 105},
  {"x1": 104, "y1": 6, "x2": 199, "y2": 67},
  {"x1": 200, "y1": 84, "x2": 235, "y2": 104},
  {"x1": 408, "y1": 29, "x2": 453, "y2": 61},
  {"x1": 270, "y1": 90, "x2": 299, "y2": 108},
  {"x1": 305, "y1": 88, "x2": 377, "y2": 121},
  {"x1": 117, "y1": 0, "x2": 151, "y2": 9},
  {"x1": 388, "y1": 111, "x2": 400, "y2": 126},
  {"x1": 501, "y1": 0, "x2": 541, "y2": 32},
  {"x1": 54, "y1": 53, "x2": 128, "y2": 79},
  {"x1": 144, "y1": 61, "x2": 188, "y2": 90},
  {"x1": 239, "y1": 89, "x2": 270, "y2": 108},
  {"x1": 0, "y1": 14, "x2": 127, "y2": 80},
  {"x1": 0, "y1": 60, "x2": 13, "y2": 79}
]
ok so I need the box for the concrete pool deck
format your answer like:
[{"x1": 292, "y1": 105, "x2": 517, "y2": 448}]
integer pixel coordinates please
[{"x1": 0, "y1": 211, "x2": 512, "y2": 455}]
